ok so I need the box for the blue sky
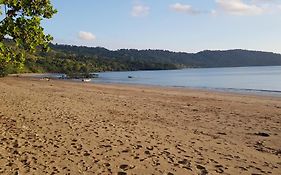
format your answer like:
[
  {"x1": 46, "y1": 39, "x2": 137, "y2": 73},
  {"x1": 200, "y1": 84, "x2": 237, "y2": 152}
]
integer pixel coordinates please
[{"x1": 42, "y1": 0, "x2": 281, "y2": 53}]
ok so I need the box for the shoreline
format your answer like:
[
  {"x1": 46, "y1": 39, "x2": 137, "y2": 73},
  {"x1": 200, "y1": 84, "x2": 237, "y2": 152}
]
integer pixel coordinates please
[
  {"x1": 10, "y1": 73, "x2": 281, "y2": 98},
  {"x1": 90, "y1": 81, "x2": 281, "y2": 99}
]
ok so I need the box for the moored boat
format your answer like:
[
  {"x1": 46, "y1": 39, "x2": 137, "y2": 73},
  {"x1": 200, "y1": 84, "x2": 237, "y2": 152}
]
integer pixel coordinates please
[
  {"x1": 89, "y1": 73, "x2": 99, "y2": 78},
  {"x1": 82, "y1": 78, "x2": 91, "y2": 82}
]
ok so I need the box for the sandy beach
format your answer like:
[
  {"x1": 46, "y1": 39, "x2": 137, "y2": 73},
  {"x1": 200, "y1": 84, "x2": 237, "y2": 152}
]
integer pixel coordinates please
[{"x1": 0, "y1": 77, "x2": 280, "y2": 175}]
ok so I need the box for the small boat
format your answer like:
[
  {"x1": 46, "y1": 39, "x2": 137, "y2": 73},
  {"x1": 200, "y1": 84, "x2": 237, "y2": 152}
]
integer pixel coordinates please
[
  {"x1": 82, "y1": 78, "x2": 91, "y2": 82},
  {"x1": 89, "y1": 73, "x2": 99, "y2": 78},
  {"x1": 128, "y1": 76, "x2": 134, "y2": 79},
  {"x1": 41, "y1": 77, "x2": 50, "y2": 81},
  {"x1": 59, "y1": 74, "x2": 68, "y2": 79}
]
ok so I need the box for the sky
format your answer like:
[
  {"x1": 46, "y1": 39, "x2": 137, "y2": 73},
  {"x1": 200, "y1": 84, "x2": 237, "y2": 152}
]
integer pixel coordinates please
[{"x1": 42, "y1": 0, "x2": 281, "y2": 53}]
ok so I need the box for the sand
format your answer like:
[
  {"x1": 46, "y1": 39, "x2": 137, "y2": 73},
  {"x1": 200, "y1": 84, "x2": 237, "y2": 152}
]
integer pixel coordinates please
[{"x1": 0, "y1": 77, "x2": 280, "y2": 175}]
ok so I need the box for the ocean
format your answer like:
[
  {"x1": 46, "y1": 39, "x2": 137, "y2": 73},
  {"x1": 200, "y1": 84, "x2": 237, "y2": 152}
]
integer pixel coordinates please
[
  {"x1": 92, "y1": 66, "x2": 281, "y2": 94},
  {"x1": 38, "y1": 66, "x2": 281, "y2": 95}
]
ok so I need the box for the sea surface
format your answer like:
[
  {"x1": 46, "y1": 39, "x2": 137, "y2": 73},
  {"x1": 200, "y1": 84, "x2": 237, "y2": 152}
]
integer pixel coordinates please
[
  {"x1": 40, "y1": 66, "x2": 281, "y2": 95},
  {"x1": 92, "y1": 66, "x2": 281, "y2": 95}
]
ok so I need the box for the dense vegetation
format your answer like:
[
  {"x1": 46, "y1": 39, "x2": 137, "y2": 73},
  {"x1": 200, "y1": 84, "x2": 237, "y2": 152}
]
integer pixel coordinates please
[
  {"x1": 0, "y1": 0, "x2": 57, "y2": 76},
  {"x1": 4, "y1": 41, "x2": 281, "y2": 75}
]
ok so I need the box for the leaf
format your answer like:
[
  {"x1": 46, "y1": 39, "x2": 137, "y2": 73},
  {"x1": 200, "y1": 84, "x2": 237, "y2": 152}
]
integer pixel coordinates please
[{"x1": 0, "y1": 0, "x2": 57, "y2": 76}]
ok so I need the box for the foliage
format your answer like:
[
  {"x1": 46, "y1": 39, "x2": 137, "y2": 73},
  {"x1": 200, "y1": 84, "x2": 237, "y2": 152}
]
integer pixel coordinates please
[
  {"x1": 0, "y1": 0, "x2": 57, "y2": 76},
  {"x1": 2, "y1": 40, "x2": 281, "y2": 75},
  {"x1": 18, "y1": 43, "x2": 281, "y2": 75}
]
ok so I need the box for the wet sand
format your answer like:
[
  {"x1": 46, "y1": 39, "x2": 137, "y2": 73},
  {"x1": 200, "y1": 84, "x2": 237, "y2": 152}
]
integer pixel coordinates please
[{"x1": 0, "y1": 77, "x2": 280, "y2": 175}]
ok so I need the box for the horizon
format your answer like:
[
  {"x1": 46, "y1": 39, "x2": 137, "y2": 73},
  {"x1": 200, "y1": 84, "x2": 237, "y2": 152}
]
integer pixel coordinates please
[
  {"x1": 51, "y1": 42, "x2": 281, "y2": 55},
  {"x1": 43, "y1": 0, "x2": 281, "y2": 54}
]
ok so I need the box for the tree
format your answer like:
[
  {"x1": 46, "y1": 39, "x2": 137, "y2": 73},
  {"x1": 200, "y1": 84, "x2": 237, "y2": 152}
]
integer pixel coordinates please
[{"x1": 0, "y1": 0, "x2": 57, "y2": 76}]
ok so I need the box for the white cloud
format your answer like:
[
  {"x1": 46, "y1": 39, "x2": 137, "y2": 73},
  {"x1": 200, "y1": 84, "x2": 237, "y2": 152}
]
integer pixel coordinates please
[
  {"x1": 216, "y1": 0, "x2": 264, "y2": 15},
  {"x1": 210, "y1": 9, "x2": 218, "y2": 16},
  {"x1": 252, "y1": 0, "x2": 281, "y2": 12},
  {"x1": 170, "y1": 3, "x2": 202, "y2": 15},
  {"x1": 131, "y1": 4, "x2": 150, "y2": 17},
  {"x1": 78, "y1": 31, "x2": 96, "y2": 41},
  {"x1": 251, "y1": 0, "x2": 277, "y2": 4}
]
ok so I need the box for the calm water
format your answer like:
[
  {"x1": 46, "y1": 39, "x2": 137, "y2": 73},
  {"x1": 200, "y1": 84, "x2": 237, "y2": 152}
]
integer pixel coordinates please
[
  {"x1": 38, "y1": 66, "x2": 281, "y2": 94},
  {"x1": 93, "y1": 66, "x2": 281, "y2": 94}
]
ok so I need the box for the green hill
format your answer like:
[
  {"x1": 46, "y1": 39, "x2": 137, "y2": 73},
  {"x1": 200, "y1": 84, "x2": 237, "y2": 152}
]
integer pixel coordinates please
[{"x1": 5, "y1": 41, "x2": 281, "y2": 74}]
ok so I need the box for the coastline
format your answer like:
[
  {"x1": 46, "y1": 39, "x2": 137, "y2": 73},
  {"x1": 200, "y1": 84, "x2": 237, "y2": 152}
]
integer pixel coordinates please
[
  {"x1": 0, "y1": 77, "x2": 280, "y2": 174},
  {"x1": 10, "y1": 72, "x2": 281, "y2": 98},
  {"x1": 90, "y1": 81, "x2": 281, "y2": 99}
]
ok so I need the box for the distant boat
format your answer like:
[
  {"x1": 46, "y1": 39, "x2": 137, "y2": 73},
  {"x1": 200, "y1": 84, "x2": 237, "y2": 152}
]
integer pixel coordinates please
[
  {"x1": 128, "y1": 76, "x2": 134, "y2": 79},
  {"x1": 59, "y1": 74, "x2": 67, "y2": 79},
  {"x1": 41, "y1": 77, "x2": 50, "y2": 81},
  {"x1": 89, "y1": 73, "x2": 99, "y2": 78},
  {"x1": 82, "y1": 78, "x2": 91, "y2": 82}
]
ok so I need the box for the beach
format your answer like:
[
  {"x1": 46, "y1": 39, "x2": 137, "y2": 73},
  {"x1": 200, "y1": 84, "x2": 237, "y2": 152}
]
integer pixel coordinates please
[{"x1": 0, "y1": 77, "x2": 280, "y2": 175}]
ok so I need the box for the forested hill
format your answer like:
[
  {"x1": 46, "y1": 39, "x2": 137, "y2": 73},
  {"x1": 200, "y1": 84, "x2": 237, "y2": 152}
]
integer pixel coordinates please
[
  {"x1": 8, "y1": 41, "x2": 281, "y2": 74},
  {"x1": 50, "y1": 43, "x2": 281, "y2": 68}
]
